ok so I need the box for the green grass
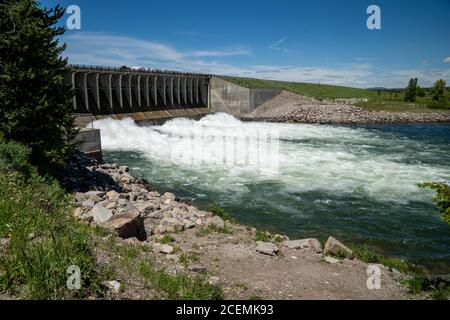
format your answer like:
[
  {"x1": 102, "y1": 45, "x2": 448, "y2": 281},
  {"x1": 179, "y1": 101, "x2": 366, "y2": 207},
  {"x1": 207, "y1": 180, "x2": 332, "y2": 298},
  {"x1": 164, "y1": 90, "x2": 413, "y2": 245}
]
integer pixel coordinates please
[
  {"x1": 402, "y1": 275, "x2": 450, "y2": 300},
  {"x1": 179, "y1": 252, "x2": 200, "y2": 267},
  {"x1": 350, "y1": 245, "x2": 413, "y2": 274},
  {"x1": 0, "y1": 170, "x2": 102, "y2": 299},
  {"x1": 137, "y1": 261, "x2": 223, "y2": 300},
  {"x1": 158, "y1": 234, "x2": 176, "y2": 245},
  {"x1": 224, "y1": 76, "x2": 450, "y2": 113},
  {"x1": 253, "y1": 230, "x2": 284, "y2": 244},
  {"x1": 224, "y1": 77, "x2": 373, "y2": 100},
  {"x1": 209, "y1": 205, "x2": 233, "y2": 222}
]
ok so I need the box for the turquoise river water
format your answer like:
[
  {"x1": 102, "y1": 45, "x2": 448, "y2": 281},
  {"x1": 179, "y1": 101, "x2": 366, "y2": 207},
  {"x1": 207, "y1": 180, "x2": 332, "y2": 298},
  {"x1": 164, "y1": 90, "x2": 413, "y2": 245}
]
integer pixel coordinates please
[{"x1": 93, "y1": 113, "x2": 450, "y2": 274}]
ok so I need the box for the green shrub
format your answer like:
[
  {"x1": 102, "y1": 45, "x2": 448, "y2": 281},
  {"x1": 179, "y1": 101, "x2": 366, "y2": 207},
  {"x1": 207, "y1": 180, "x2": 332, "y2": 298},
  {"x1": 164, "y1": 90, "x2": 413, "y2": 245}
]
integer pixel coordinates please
[
  {"x1": 0, "y1": 139, "x2": 34, "y2": 178},
  {"x1": 0, "y1": 0, "x2": 77, "y2": 177},
  {"x1": 138, "y1": 261, "x2": 223, "y2": 300},
  {"x1": 0, "y1": 168, "x2": 100, "y2": 299},
  {"x1": 210, "y1": 206, "x2": 232, "y2": 222},
  {"x1": 350, "y1": 244, "x2": 412, "y2": 274},
  {"x1": 402, "y1": 275, "x2": 450, "y2": 300},
  {"x1": 253, "y1": 230, "x2": 272, "y2": 242},
  {"x1": 419, "y1": 182, "x2": 450, "y2": 224}
]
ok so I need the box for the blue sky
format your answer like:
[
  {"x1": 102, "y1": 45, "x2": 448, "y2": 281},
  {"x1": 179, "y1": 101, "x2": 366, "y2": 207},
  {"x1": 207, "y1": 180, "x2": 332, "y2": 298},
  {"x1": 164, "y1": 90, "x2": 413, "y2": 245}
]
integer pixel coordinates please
[{"x1": 45, "y1": 0, "x2": 450, "y2": 88}]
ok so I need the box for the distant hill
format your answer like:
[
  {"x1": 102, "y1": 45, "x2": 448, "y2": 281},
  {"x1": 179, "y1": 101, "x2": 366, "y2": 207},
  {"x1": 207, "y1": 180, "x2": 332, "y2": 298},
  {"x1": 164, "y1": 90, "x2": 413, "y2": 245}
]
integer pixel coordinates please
[{"x1": 223, "y1": 77, "x2": 376, "y2": 100}]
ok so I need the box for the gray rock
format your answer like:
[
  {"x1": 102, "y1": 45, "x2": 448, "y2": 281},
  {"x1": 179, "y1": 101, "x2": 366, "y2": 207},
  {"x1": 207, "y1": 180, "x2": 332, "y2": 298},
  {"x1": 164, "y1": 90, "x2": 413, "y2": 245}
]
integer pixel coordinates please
[
  {"x1": 160, "y1": 216, "x2": 185, "y2": 232},
  {"x1": 205, "y1": 216, "x2": 225, "y2": 229},
  {"x1": 92, "y1": 204, "x2": 113, "y2": 224},
  {"x1": 324, "y1": 256, "x2": 341, "y2": 264},
  {"x1": 256, "y1": 241, "x2": 279, "y2": 256},
  {"x1": 85, "y1": 191, "x2": 105, "y2": 202},
  {"x1": 134, "y1": 202, "x2": 154, "y2": 214},
  {"x1": 75, "y1": 192, "x2": 87, "y2": 203},
  {"x1": 106, "y1": 190, "x2": 120, "y2": 201},
  {"x1": 118, "y1": 166, "x2": 129, "y2": 173},
  {"x1": 188, "y1": 265, "x2": 207, "y2": 274},
  {"x1": 323, "y1": 236, "x2": 354, "y2": 259},
  {"x1": 153, "y1": 243, "x2": 174, "y2": 254},
  {"x1": 208, "y1": 276, "x2": 221, "y2": 285},
  {"x1": 103, "y1": 280, "x2": 121, "y2": 294},
  {"x1": 0, "y1": 238, "x2": 10, "y2": 247},
  {"x1": 102, "y1": 212, "x2": 146, "y2": 241},
  {"x1": 81, "y1": 199, "x2": 95, "y2": 209},
  {"x1": 163, "y1": 192, "x2": 176, "y2": 201},
  {"x1": 147, "y1": 191, "x2": 161, "y2": 198},
  {"x1": 183, "y1": 220, "x2": 196, "y2": 229},
  {"x1": 284, "y1": 238, "x2": 322, "y2": 253}
]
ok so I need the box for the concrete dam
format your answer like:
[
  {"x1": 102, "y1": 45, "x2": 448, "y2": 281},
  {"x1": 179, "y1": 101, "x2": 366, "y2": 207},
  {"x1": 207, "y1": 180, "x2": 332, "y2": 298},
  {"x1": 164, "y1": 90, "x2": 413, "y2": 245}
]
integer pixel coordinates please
[
  {"x1": 67, "y1": 65, "x2": 280, "y2": 158},
  {"x1": 66, "y1": 65, "x2": 212, "y2": 126}
]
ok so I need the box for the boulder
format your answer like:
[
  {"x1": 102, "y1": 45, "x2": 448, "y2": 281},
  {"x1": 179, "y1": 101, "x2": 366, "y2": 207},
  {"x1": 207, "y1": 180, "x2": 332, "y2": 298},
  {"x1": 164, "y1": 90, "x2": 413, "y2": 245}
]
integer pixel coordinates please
[
  {"x1": 324, "y1": 256, "x2": 341, "y2": 264},
  {"x1": 118, "y1": 166, "x2": 129, "y2": 173},
  {"x1": 256, "y1": 241, "x2": 279, "y2": 256},
  {"x1": 85, "y1": 191, "x2": 105, "y2": 202},
  {"x1": 153, "y1": 243, "x2": 174, "y2": 254},
  {"x1": 183, "y1": 220, "x2": 196, "y2": 229},
  {"x1": 134, "y1": 201, "x2": 154, "y2": 214},
  {"x1": 160, "y1": 217, "x2": 185, "y2": 232},
  {"x1": 106, "y1": 190, "x2": 120, "y2": 201},
  {"x1": 103, "y1": 280, "x2": 121, "y2": 294},
  {"x1": 163, "y1": 192, "x2": 176, "y2": 201},
  {"x1": 81, "y1": 199, "x2": 95, "y2": 209},
  {"x1": 92, "y1": 204, "x2": 113, "y2": 224},
  {"x1": 323, "y1": 236, "x2": 354, "y2": 259},
  {"x1": 147, "y1": 191, "x2": 161, "y2": 198},
  {"x1": 205, "y1": 216, "x2": 225, "y2": 229},
  {"x1": 188, "y1": 265, "x2": 207, "y2": 274},
  {"x1": 284, "y1": 238, "x2": 322, "y2": 253},
  {"x1": 75, "y1": 192, "x2": 87, "y2": 203},
  {"x1": 102, "y1": 212, "x2": 146, "y2": 240}
]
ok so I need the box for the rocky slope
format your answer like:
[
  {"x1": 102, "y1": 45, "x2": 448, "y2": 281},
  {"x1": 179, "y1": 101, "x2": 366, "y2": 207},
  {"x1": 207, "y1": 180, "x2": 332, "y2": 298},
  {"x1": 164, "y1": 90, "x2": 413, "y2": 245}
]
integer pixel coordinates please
[
  {"x1": 243, "y1": 91, "x2": 450, "y2": 124},
  {"x1": 62, "y1": 152, "x2": 415, "y2": 300}
]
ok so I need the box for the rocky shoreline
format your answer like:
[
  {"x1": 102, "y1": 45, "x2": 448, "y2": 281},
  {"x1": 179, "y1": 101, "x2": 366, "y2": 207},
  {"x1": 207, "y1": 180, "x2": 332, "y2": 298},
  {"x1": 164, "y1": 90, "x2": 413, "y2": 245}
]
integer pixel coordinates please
[
  {"x1": 273, "y1": 104, "x2": 450, "y2": 124},
  {"x1": 242, "y1": 90, "x2": 450, "y2": 124},
  {"x1": 62, "y1": 151, "x2": 416, "y2": 299}
]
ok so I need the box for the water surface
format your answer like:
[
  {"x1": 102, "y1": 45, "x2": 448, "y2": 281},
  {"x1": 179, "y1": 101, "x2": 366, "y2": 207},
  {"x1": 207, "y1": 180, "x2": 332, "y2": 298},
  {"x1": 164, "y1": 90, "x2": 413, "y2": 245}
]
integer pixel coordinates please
[{"x1": 93, "y1": 113, "x2": 450, "y2": 273}]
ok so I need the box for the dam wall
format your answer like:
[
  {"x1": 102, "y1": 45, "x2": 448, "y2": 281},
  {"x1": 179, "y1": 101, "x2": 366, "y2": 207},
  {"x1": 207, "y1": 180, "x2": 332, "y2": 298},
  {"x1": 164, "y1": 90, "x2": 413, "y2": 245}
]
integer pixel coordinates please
[
  {"x1": 65, "y1": 65, "x2": 211, "y2": 123},
  {"x1": 209, "y1": 77, "x2": 281, "y2": 117}
]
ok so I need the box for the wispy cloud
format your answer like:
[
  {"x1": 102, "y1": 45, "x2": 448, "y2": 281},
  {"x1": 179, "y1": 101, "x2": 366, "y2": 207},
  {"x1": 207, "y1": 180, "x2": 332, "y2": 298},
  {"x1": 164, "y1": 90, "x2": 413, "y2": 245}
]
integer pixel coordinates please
[
  {"x1": 269, "y1": 36, "x2": 291, "y2": 53},
  {"x1": 189, "y1": 49, "x2": 252, "y2": 57},
  {"x1": 444, "y1": 56, "x2": 450, "y2": 63},
  {"x1": 61, "y1": 32, "x2": 449, "y2": 88}
]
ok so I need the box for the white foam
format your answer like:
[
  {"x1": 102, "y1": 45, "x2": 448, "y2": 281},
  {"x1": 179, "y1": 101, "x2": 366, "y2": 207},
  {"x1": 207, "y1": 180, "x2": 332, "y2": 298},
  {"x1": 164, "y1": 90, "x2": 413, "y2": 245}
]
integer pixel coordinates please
[{"x1": 92, "y1": 113, "x2": 450, "y2": 203}]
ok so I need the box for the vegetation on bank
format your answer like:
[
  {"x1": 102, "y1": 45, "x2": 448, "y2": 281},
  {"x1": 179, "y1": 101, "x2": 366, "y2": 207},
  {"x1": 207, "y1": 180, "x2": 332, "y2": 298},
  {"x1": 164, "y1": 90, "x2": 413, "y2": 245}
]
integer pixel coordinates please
[
  {"x1": 419, "y1": 182, "x2": 450, "y2": 224},
  {"x1": 0, "y1": 140, "x2": 102, "y2": 299},
  {"x1": 224, "y1": 76, "x2": 450, "y2": 113},
  {"x1": 0, "y1": 0, "x2": 76, "y2": 177}
]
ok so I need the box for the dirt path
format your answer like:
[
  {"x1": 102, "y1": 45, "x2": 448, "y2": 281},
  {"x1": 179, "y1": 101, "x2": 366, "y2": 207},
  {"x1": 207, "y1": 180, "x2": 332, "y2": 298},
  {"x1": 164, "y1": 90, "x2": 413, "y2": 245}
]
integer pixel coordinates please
[{"x1": 156, "y1": 225, "x2": 410, "y2": 300}]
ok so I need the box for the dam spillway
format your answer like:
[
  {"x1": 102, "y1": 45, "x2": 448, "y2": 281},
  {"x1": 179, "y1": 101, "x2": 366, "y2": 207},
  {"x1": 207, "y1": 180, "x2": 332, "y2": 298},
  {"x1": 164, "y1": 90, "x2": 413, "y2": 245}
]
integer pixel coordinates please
[{"x1": 65, "y1": 65, "x2": 212, "y2": 125}]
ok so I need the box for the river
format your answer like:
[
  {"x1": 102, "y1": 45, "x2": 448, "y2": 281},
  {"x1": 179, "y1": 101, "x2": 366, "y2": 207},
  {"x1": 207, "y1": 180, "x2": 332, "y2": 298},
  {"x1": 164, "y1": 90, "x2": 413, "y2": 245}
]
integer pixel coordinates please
[{"x1": 93, "y1": 113, "x2": 450, "y2": 274}]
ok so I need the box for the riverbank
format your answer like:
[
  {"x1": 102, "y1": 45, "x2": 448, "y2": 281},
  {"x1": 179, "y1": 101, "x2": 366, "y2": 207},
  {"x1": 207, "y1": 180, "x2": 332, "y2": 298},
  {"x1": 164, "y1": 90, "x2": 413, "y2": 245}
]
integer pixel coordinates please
[
  {"x1": 62, "y1": 151, "x2": 430, "y2": 300},
  {"x1": 242, "y1": 91, "x2": 450, "y2": 124}
]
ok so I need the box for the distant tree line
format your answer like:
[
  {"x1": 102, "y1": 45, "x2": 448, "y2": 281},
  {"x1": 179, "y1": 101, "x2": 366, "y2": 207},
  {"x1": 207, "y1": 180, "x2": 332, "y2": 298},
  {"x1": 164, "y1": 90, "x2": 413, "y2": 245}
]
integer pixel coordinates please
[{"x1": 404, "y1": 78, "x2": 449, "y2": 108}]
